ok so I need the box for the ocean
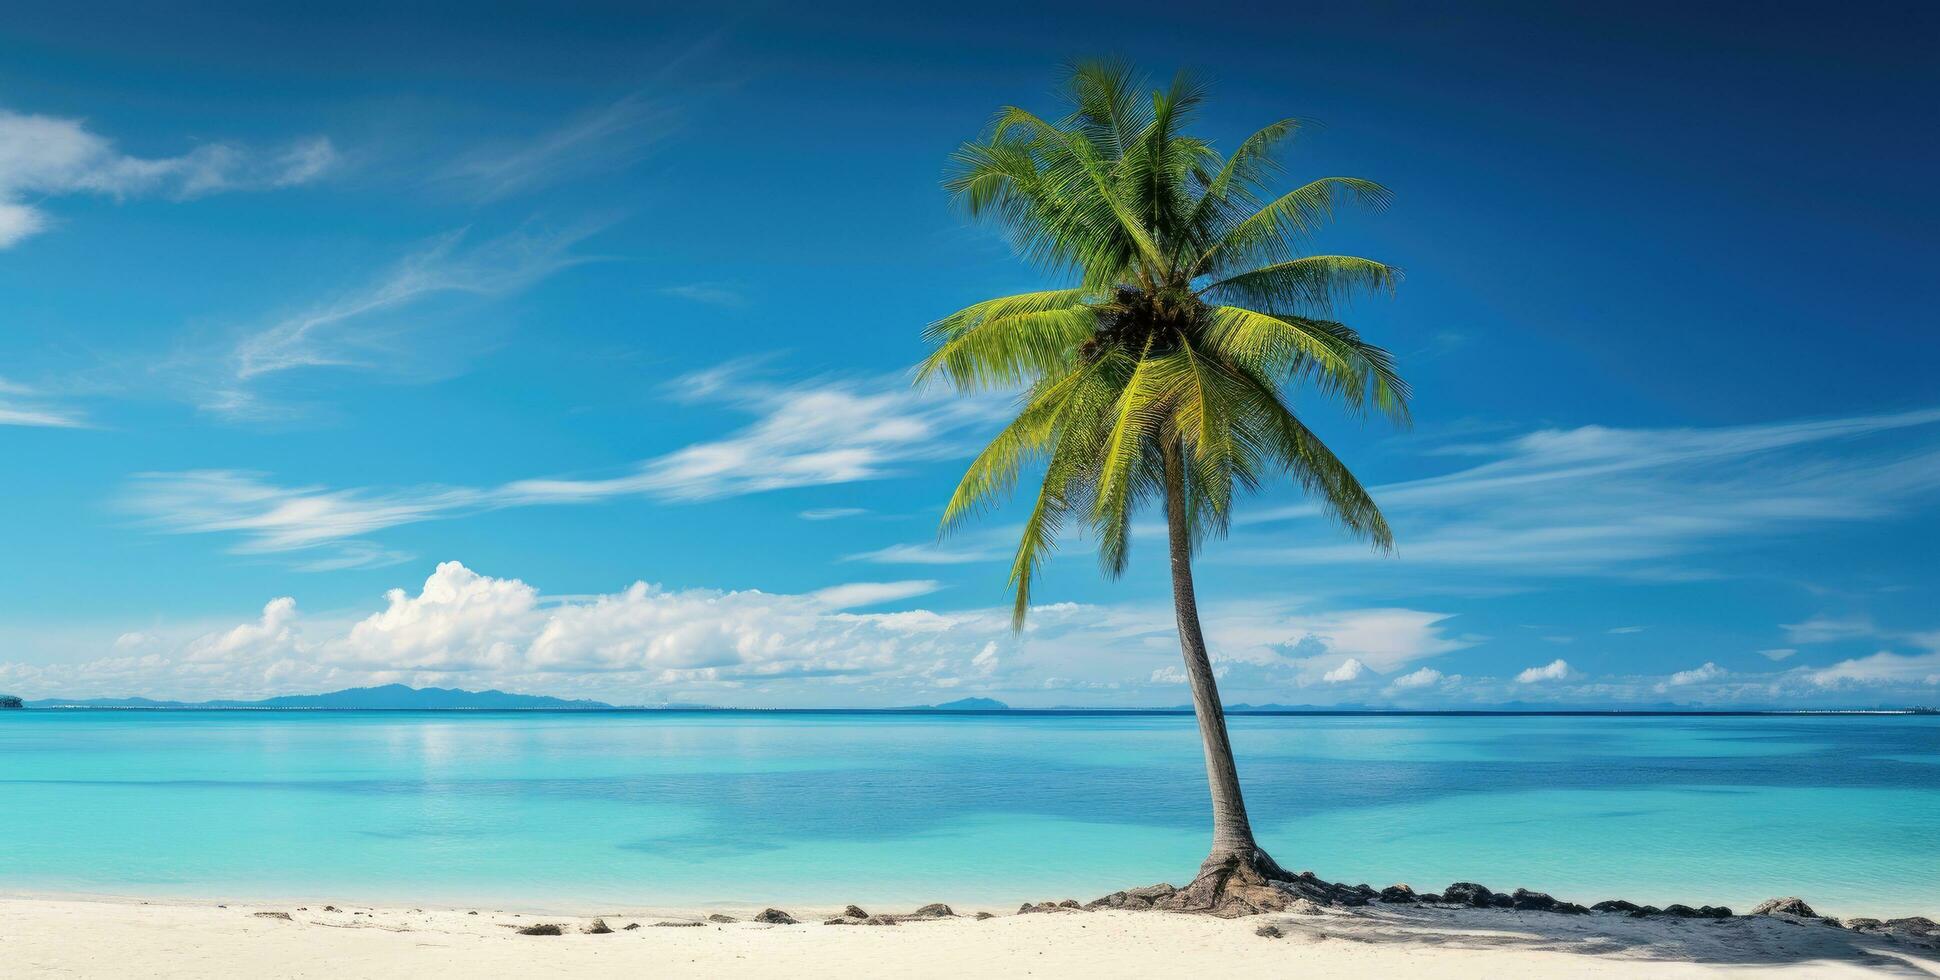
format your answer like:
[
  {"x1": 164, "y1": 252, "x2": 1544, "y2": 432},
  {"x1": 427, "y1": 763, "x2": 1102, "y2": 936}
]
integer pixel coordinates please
[{"x1": 3, "y1": 710, "x2": 1935, "y2": 917}]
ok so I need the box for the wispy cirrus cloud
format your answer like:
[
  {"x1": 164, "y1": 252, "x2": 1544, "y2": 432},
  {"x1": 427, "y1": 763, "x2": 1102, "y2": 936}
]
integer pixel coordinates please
[
  {"x1": 0, "y1": 378, "x2": 86, "y2": 428},
  {"x1": 437, "y1": 93, "x2": 677, "y2": 202},
  {"x1": 124, "y1": 366, "x2": 1007, "y2": 567},
  {"x1": 1230, "y1": 407, "x2": 1940, "y2": 579},
  {"x1": 0, "y1": 107, "x2": 334, "y2": 248},
  {"x1": 177, "y1": 224, "x2": 601, "y2": 420}
]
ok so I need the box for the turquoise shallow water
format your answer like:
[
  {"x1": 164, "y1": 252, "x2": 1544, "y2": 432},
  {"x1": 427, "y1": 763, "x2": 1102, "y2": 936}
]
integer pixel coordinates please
[{"x1": 2, "y1": 711, "x2": 1935, "y2": 916}]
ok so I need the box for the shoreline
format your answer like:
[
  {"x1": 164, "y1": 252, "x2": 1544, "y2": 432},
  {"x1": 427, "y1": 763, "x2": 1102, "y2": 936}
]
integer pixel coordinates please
[{"x1": 5, "y1": 892, "x2": 1937, "y2": 978}]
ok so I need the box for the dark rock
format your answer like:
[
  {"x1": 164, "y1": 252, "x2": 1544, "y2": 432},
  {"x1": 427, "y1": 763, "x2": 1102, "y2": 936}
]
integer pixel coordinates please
[
  {"x1": 1846, "y1": 918, "x2": 1883, "y2": 931},
  {"x1": 1254, "y1": 924, "x2": 1284, "y2": 938},
  {"x1": 1664, "y1": 904, "x2": 1700, "y2": 918},
  {"x1": 843, "y1": 905, "x2": 869, "y2": 919},
  {"x1": 974, "y1": 912, "x2": 996, "y2": 920},
  {"x1": 706, "y1": 913, "x2": 737, "y2": 923},
  {"x1": 652, "y1": 921, "x2": 705, "y2": 928},
  {"x1": 753, "y1": 908, "x2": 798, "y2": 925},
  {"x1": 1592, "y1": 900, "x2": 1643, "y2": 914},
  {"x1": 863, "y1": 916, "x2": 900, "y2": 926},
  {"x1": 823, "y1": 917, "x2": 855, "y2": 926},
  {"x1": 1127, "y1": 884, "x2": 1177, "y2": 901},
  {"x1": 1751, "y1": 897, "x2": 1818, "y2": 918},
  {"x1": 1696, "y1": 906, "x2": 1734, "y2": 919},
  {"x1": 252, "y1": 911, "x2": 292, "y2": 921},
  {"x1": 517, "y1": 924, "x2": 564, "y2": 936},
  {"x1": 1019, "y1": 902, "x2": 1067, "y2": 914},
  {"x1": 1555, "y1": 902, "x2": 1591, "y2": 915},
  {"x1": 1489, "y1": 893, "x2": 1514, "y2": 908},
  {"x1": 1443, "y1": 882, "x2": 1494, "y2": 908},
  {"x1": 1511, "y1": 889, "x2": 1557, "y2": 912},
  {"x1": 623, "y1": 923, "x2": 641, "y2": 930},
  {"x1": 1627, "y1": 906, "x2": 1663, "y2": 918},
  {"x1": 583, "y1": 918, "x2": 613, "y2": 934},
  {"x1": 1416, "y1": 893, "x2": 1443, "y2": 904},
  {"x1": 1379, "y1": 884, "x2": 1417, "y2": 904},
  {"x1": 910, "y1": 903, "x2": 955, "y2": 918},
  {"x1": 322, "y1": 906, "x2": 341, "y2": 913},
  {"x1": 1884, "y1": 917, "x2": 1940, "y2": 940},
  {"x1": 467, "y1": 911, "x2": 478, "y2": 916},
  {"x1": 1057, "y1": 899, "x2": 1081, "y2": 909}
]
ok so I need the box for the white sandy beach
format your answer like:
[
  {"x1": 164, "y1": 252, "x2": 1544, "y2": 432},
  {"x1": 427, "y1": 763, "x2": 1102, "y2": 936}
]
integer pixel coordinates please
[{"x1": 4, "y1": 896, "x2": 1937, "y2": 978}]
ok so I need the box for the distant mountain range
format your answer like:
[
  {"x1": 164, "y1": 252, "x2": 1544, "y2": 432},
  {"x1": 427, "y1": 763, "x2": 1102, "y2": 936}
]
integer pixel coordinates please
[
  {"x1": 21, "y1": 684, "x2": 615, "y2": 710},
  {"x1": 2, "y1": 686, "x2": 1926, "y2": 714}
]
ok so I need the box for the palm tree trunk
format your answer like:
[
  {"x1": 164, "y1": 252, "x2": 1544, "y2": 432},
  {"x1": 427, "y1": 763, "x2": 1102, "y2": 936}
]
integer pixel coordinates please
[{"x1": 1161, "y1": 439, "x2": 1282, "y2": 885}]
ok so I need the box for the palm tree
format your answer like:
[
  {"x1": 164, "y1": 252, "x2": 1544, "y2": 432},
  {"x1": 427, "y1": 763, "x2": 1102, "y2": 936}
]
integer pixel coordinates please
[{"x1": 916, "y1": 61, "x2": 1408, "y2": 912}]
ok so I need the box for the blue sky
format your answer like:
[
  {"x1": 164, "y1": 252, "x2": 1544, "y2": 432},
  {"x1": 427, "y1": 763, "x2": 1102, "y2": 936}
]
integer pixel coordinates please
[{"x1": 2, "y1": 1, "x2": 1936, "y2": 707}]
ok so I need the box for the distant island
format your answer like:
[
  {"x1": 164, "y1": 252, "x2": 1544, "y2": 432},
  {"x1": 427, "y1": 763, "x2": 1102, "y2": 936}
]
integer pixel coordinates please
[
  {"x1": 908, "y1": 697, "x2": 1011, "y2": 711},
  {"x1": 22, "y1": 684, "x2": 615, "y2": 711}
]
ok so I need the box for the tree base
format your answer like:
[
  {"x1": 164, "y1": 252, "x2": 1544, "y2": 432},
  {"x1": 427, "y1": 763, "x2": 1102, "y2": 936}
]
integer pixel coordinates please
[{"x1": 1157, "y1": 848, "x2": 1378, "y2": 918}]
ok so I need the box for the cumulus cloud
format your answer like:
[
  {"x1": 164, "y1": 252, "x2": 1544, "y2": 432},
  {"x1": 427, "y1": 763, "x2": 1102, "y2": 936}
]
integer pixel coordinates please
[
  {"x1": 1388, "y1": 667, "x2": 1449, "y2": 690},
  {"x1": 1655, "y1": 662, "x2": 1726, "y2": 692},
  {"x1": 1515, "y1": 659, "x2": 1573, "y2": 683},
  {"x1": 0, "y1": 562, "x2": 1476, "y2": 706},
  {"x1": 1321, "y1": 658, "x2": 1366, "y2": 683},
  {"x1": 0, "y1": 108, "x2": 334, "y2": 248}
]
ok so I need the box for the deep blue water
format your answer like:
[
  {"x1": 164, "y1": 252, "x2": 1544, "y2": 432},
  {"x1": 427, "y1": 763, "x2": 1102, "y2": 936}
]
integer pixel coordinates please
[{"x1": 2, "y1": 711, "x2": 1935, "y2": 916}]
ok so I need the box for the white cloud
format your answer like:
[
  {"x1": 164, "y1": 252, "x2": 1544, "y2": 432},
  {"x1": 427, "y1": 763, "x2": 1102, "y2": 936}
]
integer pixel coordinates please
[
  {"x1": 1515, "y1": 658, "x2": 1572, "y2": 683},
  {"x1": 1234, "y1": 408, "x2": 1940, "y2": 580},
  {"x1": 439, "y1": 94, "x2": 674, "y2": 201},
  {"x1": 1321, "y1": 658, "x2": 1366, "y2": 683},
  {"x1": 1805, "y1": 650, "x2": 1940, "y2": 689},
  {"x1": 807, "y1": 580, "x2": 942, "y2": 610},
  {"x1": 1387, "y1": 666, "x2": 1449, "y2": 690},
  {"x1": 0, "y1": 378, "x2": 85, "y2": 427},
  {"x1": 215, "y1": 225, "x2": 596, "y2": 406},
  {"x1": 0, "y1": 561, "x2": 1472, "y2": 706},
  {"x1": 1608, "y1": 626, "x2": 1646, "y2": 634},
  {"x1": 801, "y1": 508, "x2": 867, "y2": 521},
  {"x1": 502, "y1": 372, "x2": 1001, "y2": 504},
  {"x1": 1760, "y1": 648, "x2": 1798, "y2": 661},
  {"x1": 1781, "y1": 615, "x2": 1876, "y2": 645},
  {"x1": 0, "y1": 108, "x2": 334, "y2": 248},
  {"x1": 1658, "y1": 662, "x2": 1726, "y2": 690},
  {"x1": 659, "y1": 283, "x2": 747, "y2": 307},
  {"x1": 128, "y1": 369, "x2": 1007, "y2": 566}
]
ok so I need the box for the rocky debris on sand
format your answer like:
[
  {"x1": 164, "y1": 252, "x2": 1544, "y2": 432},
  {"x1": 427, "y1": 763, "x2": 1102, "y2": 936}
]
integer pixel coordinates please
[
  {"x1": 1442, "y1": 882, "x2": 1494, "y2": 907},
  {"x1": 1750, "y1": 897, "x2": 1818, "y2": 918},
  {"x1": 1254, "y1": 924, "x2": 1283, "y2": 938},
  {"x1": 863, "y1": 916, "x2": 900, "y2": 926},
  {"x1": 706, "y1": 913, "x2": 737, "y2": 923},
  {"x1": 322, "y1": 906, "x2": 341, "y2": 913},
  {"x1": 973, "y1": 912, "x2": 996, "y2": 920},
  {"x1": 1018, "y1": 902, "x2": 1069, "y2": 914},
  {"x1": 652, "y1": 921, "x2": 705, "y2": 928},
  {"x1": 582, "y1": 919, "x2": 614, "y2": 934},
  {"x1": 1285, "y1": 898, "x2": 1326, "y2": 916},
  {"x1": 1378, "y1": 884, "x2": 1416, "y2": 904},
  {"x1": 1087, "y1": 884, "x2": 1177, "y2": 911},
  {"x1": 251, "y1": 912, "x2": 293, "y2": 921},
  {"x1": 753, "y1": 908, "x2": 799, "y2": 925},
  {"x1": 1511, "y1": 889, "x2": 1557, "y2": 912},
  {"x1": 1845, "y1": 917, "x2": 1940, "y2": 946},
  {"x1": 842, "y1": 905, "x2": 869, "y2": 919},
  {"x1": 516, "y1": 924, "x2": 564, "y2": 936},
  {"x1": 623, "y1": 923, "x2": 642, "y2": 930},
  {"x1": 910, "y1": 903, "x2": 956, "y2": 918}
]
